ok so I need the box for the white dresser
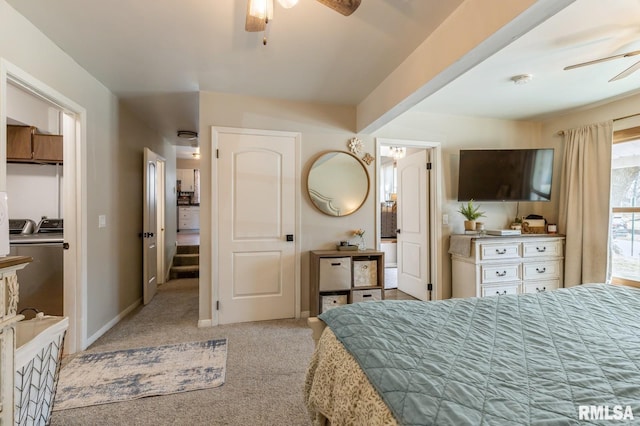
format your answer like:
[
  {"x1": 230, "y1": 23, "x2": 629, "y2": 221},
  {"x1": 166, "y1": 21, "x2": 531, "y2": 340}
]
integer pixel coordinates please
[
  {"x1": 451, "y1": 235, "x2": 565, "y2": 298},
  {"x1": 178, "y1": 205, "x2": 200, "y2": 231}
]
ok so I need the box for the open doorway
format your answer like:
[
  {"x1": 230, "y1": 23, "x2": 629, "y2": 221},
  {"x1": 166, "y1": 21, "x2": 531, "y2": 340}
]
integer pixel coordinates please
[
  {"x1": 174, "y1": 147, "x2": 200, "y2": 279},
  {"x1": 2, "y1": 61, "x2": 86, "y2": 353},
  {"x1": 376, "y1": 138, "x2": 443, "y2": 301},
  {"x1": 378, "y1": 146, "x2": 401, "y2": 289}
]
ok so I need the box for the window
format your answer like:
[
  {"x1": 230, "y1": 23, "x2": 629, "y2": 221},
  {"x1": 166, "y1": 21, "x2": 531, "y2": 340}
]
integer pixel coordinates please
[
  {"x1": 379, "y1": 160, "x2": 397, "y2": 203},
  {"x1": 610, "y1": 126, "x2": 640, "y2": 286}
]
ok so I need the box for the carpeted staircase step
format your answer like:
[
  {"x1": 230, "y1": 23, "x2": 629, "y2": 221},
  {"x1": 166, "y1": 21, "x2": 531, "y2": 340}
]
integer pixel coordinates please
[
  {"x1": 173, "y1": 253, "x2": 199, "y2": 266},
  {"x1": 177, "y1": 245, "x2": 199, "y2": 255},
  {"x1": 170, "y1": 265, "x2": 199, "y2": 279},
  {"x1": 171, "y1": 245, "x2": 200, "y2": 279}
]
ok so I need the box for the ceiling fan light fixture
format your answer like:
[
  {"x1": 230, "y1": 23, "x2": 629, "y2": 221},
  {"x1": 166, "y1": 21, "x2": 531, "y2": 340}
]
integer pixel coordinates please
[
  {"x1": 249, "y1": 0, "x2": 274, "y2": 20},
  {"x1": 390, "y1": 146, "x2": 406, "y2": 160},
  {"x1": 277, "y1": 0, "x2": 299, "y2": 8},
  {"x1": 510, "y1": 74, "x2": 533, "y2": 85}
]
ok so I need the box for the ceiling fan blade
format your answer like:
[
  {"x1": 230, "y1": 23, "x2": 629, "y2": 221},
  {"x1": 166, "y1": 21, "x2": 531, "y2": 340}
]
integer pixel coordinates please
[
  {"x1": 564, "y1": 49, "x2": 640, "y2": 71},
  {"x1": 315, "y1": 0, "x2": 361, "y2": 16},
  {"x1": 610, "y1": 59, "x2": 640, "y2": 82},
  {"x1": 245, "y1": 0, "x2": 266, "y2": 32}
]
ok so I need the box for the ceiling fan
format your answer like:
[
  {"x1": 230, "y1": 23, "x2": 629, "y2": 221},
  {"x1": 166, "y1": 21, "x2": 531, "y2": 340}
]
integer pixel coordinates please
[
  {"x1": 564, "y1": 49, "x2": 640, "y2": 82},
  {"x1": 245, "y1": 0, "x2": 361, "y2": 43}
]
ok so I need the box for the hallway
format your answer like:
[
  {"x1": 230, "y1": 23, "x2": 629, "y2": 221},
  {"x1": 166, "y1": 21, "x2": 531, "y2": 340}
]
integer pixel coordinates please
[{"x1": 52, "y1": 278, "x2": 314, "y2": 425}]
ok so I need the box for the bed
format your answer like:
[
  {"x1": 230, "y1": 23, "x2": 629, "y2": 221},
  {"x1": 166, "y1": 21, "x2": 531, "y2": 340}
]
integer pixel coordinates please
[{"x1": 304, "y1": 284, "x2": 640, "y2": 425}]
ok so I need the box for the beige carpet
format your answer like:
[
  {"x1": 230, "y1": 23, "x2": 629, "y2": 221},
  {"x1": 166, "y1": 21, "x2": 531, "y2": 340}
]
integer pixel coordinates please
[{"x1": 51, "y1": 278, "x2": 315, "y2": 425}]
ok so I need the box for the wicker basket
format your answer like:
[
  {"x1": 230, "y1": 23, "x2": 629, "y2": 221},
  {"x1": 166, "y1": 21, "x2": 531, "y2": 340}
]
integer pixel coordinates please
[
  {"x1": 14, "y1": 315, "x2": 68, "y2": 426},
  {"x1": 522, "y1": 220, "x2": 547, "y2": 234}
]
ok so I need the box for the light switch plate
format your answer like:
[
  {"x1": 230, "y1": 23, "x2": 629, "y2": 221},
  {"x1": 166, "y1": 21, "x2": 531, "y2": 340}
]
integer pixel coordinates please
[{"x1": 98, "y1": 214, "x2": 107, "y2": 228}]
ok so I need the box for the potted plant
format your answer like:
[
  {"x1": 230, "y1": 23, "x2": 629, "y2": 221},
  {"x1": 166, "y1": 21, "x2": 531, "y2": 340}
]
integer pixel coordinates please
[{"x1": 458, "y1": 200, "x2": 485, "y2": 231}]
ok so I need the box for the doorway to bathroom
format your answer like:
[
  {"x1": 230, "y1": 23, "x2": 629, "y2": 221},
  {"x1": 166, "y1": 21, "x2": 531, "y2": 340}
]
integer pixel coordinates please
[{"x1": 376, "y1": 138, "x2": 442, "y2": 301}]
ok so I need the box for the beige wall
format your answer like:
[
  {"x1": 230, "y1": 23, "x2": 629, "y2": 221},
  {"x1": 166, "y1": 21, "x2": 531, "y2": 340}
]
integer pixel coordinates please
[
  {"x1": 198, "y1": 91, "x2": 550, "y2": 311},
  {"x1": 117, "y1": 102, "x2": 177, "y2": 311},
  {"x1": 0, "y1": 0, "x2": 176, "y2": 345},
  {"x1": 177, "y1": 158, "x2": 201, "y2": 169},
  {"x1": 199, "y1": 91, "x2": 373, "y2": 316},
  {"x1": 374, "y1": 111, "x2": 542, "y2": 298}
]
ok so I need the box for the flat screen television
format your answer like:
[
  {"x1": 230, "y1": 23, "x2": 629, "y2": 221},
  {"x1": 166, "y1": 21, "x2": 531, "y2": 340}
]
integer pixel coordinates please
[{"x1": 457, "y1": 148, "x2": 554, "y2": 202}]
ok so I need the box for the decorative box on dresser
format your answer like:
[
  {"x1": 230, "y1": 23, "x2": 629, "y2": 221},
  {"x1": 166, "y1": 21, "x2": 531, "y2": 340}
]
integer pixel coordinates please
[
  {"x1": 450, "y1": 235, "x2": 564, "y2": 298},
  {"x1": 0, "y1": 256, "x2": 31, "y2": 424},
  {"x1": 309, "y1": 249, "x2": 384, "y2": 317}
]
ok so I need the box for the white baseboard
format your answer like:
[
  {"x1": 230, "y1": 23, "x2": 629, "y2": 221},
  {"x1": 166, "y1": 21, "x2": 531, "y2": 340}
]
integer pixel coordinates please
[
  {"x1": 198, "y1": 319, "x2": 213, "y2": 328},
  {"x1": 86, "y1": 298, "x2": 141, "y2": 347}
]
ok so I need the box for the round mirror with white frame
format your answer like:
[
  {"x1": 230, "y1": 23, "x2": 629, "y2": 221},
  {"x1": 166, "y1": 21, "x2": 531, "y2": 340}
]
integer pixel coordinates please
[{"x1": 307, "y1": 151, "x2": 370, "y2": 217}]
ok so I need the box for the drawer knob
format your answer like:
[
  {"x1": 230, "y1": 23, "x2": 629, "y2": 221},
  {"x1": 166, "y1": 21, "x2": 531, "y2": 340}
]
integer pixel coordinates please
[
  {"x1": 536, "y1": 267, "x2": 546, "y2": 273},
  {"x1": 495, "y1": 249, "x2": 507, "y2": 255},
  {"x1": 536, "y1": 287, "x2": 546, "y2": 292},
  {"x1": 496, "y1": 271, "x2": 507, "y2": 277},
  {"x1": 496, "y1": 290, "x2": 507, "y2": 295},
  {"x1": 536, "y1": 246, "x2": 547, "y2": 252}
]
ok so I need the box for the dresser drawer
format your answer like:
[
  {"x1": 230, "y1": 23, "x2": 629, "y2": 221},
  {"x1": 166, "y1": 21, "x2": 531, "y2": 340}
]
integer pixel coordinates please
[
  {"x1": 482, "y1": 283, "x2": 519, "y2": 297},
  {"x1": 523, "y1": 280, "x2": 559, "y2": 294},
  {"x1": 479, "y1": 243, "x2": 520, "y2": 260},
  {"x1": 522, "y1": 240, "x2": 563, "y2": 258},
  {"x1": 481, "y1": 264, "x2": 520, "y2": 283},
  {"x1": 523, "y1": 260, "x2": 561, "y2": 280},
  {"x1": 179, "y1": 220, "x2": 194, "y2": 229}
]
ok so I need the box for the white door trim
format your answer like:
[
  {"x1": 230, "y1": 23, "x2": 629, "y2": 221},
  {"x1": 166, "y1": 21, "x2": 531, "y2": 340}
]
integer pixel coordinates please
[
  {"x1": 375, "y1": 138, "x2": 443, "y2": 300},
  {"x1": 210, "y1": 126, "x2": 301, "y2": 326},
  {"x1": 0, "y1": 59, "x2": 87, "y2": 353},
  {"x1": 156, "y1": 158, "x2": 166, "y2": 284}
]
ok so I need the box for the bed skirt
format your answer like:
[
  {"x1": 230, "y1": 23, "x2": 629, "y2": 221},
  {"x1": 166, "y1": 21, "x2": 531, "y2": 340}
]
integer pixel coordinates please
[{"x1": 304, "y1": 327, "x2": 397, "y2": 425}]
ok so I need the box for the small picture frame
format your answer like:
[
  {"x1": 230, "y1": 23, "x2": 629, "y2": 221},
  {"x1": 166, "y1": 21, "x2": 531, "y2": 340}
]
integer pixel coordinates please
[{"x1": 547, "y1": 224, "x2": 557, "y2": 234}]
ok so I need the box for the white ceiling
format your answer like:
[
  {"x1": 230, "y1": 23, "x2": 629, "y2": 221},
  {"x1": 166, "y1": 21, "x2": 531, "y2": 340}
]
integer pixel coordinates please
[
  {"x1": 7, "y1": 0, "x2": 640, "y2": 153},
  {"x1": 6, "y1": 0, "x2": 464, "y2": 149},
  {"x1": 414, "y1": 0, "x2": 640, "y2": 120}
]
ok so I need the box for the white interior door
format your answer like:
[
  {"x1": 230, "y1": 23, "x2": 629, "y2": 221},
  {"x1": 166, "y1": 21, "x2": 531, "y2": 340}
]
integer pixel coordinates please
[
  {"x1": 143, "y1": 147, "x2": 159, "y2": 305},
  {"x1": 397, "y1": 150, "x2": 430, "y2": 300},
  {"x1": 216, "y1": 129, "x2": 297, "y2": 324}
]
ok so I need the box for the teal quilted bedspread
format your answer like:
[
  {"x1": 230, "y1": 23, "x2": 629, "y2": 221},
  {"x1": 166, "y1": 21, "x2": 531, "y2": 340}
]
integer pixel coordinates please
[{"x1": 318, "y1": 284, "x2": 640, "y2": 425}]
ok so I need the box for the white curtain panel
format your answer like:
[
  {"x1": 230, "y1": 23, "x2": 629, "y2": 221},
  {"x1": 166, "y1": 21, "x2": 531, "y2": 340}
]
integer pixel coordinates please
[{"x1": 558, "y1": 121, "x2": 613, "y2": 287}]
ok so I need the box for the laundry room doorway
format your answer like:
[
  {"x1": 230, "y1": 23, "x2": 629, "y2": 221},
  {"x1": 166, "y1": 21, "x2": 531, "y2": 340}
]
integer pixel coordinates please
[{"x1": 2, "y1": 61, "x2": 86, "y2": 354}]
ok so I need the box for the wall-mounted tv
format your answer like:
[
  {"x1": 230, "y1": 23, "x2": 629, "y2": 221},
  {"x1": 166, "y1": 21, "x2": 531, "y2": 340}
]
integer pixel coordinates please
[{"x1": 457, "y1": 148, "x2": 554, "y2": 202}]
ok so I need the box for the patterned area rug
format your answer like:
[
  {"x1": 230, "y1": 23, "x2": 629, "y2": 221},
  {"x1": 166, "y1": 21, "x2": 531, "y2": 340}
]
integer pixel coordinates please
[{"x1": 53, "y1": 339, "x2": 227, "y2": 410}]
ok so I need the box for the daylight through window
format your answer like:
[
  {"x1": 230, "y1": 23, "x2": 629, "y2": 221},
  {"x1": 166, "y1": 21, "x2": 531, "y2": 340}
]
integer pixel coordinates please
[{"x1": 610, "y1": 126, "x2": 640, "y2": 286}]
